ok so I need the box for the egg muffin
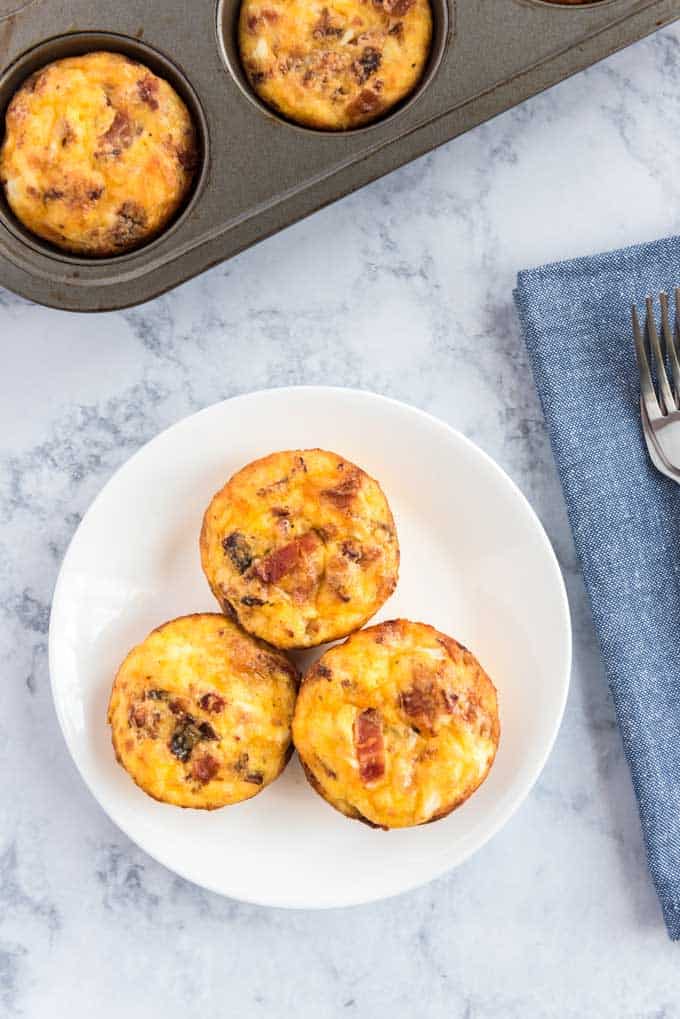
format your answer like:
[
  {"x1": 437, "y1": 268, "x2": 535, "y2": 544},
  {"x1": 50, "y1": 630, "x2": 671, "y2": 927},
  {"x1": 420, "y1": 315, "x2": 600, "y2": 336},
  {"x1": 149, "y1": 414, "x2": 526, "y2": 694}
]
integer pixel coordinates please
[
  {"x1": 293, "y1": 620, "x2": 500, "y2": 828},
  {"x1": 0, "y1": 51, "x2": 197, "y2": 255},
  {"x1": 200, "y1": 449, "x2": 399, "y2": 649},
  {"x1": 238, "y1": 0, "x2": 433, "y2": 130},
  {"x1": 108, "y1": 614, "x2": 298, "y2": 809}
]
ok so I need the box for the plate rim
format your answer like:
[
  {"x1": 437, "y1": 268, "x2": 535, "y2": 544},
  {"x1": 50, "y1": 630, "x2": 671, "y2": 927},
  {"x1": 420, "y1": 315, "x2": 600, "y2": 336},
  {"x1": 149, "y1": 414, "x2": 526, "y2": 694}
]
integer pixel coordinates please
[{"x1": 48, "y1": 385, "x2": 572, "y2": 909}]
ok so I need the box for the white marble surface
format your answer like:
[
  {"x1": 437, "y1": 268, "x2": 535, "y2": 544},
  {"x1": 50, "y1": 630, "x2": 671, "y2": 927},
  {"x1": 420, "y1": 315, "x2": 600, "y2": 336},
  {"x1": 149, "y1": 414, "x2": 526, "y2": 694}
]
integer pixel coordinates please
[{"x1": 3, "y1": 20, "x2": 680, "y2": 1018}]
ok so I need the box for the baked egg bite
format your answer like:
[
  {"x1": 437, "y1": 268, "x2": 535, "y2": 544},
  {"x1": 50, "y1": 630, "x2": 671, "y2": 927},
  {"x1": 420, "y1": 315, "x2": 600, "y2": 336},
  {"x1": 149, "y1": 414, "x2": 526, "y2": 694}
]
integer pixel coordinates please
[
  {"x1": 238, "y1": 0, "x2": 433, "y2": 130},
  {"x1": 200, "y1": 449, "x2": 399, "y2": 649},
  {"x1": 107, "y1": 614, "x2": 298, "y2": 809},
  {"x1": 0, "y1": 51, "x2": 197, "y2": 255},
  {"x1": 293, "y1": 619, "x2": 500, "y2": 829}
]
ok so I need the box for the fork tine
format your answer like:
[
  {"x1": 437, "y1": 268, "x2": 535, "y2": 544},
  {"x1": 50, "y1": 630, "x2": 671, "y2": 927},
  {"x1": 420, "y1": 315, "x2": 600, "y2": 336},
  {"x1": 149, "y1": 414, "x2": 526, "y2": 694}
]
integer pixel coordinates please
[
  {"x1": 632, "y1": 304, "x2": 663, "y2": 422},
  {"x1": 646, "y1": 296, "x2": 675, "y2": 414},
  {"x1": 660, "y1": 292, "x2": 680, "y2": 402}
]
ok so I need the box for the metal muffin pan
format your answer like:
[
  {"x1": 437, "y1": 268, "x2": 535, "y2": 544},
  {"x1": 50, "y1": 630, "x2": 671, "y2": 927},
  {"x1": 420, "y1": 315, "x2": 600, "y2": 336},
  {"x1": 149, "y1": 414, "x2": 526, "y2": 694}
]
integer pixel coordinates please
[{"x1": 0, "y1": 0, "x2": 678, "y2": 311}]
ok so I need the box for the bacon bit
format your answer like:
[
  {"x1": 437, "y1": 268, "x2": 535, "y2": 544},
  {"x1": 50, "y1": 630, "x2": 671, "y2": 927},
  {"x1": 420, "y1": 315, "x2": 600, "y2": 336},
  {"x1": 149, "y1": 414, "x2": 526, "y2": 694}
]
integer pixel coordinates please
[
  {"x1": 262, "y1": 7, "x2": 279, "y2": 20},
  {"x1": 200, "y1": 692, "x2": 225, "y2": 713},
  {"x1": 400, "y1": 670, "x2": 457, "y2": 733},
  {"x1": 321, "y1": 473, "x2": 361, "y2": 510},
  {"x1": 376, "y1": 0, "x2": 415, "y2": 14},
  {"x1": 399, "y1": 680, "x2": 439, "y2": 733},
  {"x1": 110, "y1": 200, "x2": 147, "y2": 249},
  {"x1": 97, "y1": 109, "x2": 136, "y2": 157},
  {"x1": 316, "y1": 664, "x2": 332, "y2": 679},
  {"x1": 129, "y1": 704, "x2": 147, "y2": 728},
  {"x1": 354, "y1": 708, "x2": 385, "y2": 783},
  {"x1": 192, "y1": 753, "x2": 219, "y2": 784},
  {"x1": 253, "y1": 540, "x2": 298, "y2": 584},
  {"x1": 137, "y1": 75, "x2": 159, "y2": 110},
  {"x1": 252, "y1": 532, "x2": 318, "y2": 585},
  {"x1": 346, "y1": 89, "x2": 381, "y2": 122}
]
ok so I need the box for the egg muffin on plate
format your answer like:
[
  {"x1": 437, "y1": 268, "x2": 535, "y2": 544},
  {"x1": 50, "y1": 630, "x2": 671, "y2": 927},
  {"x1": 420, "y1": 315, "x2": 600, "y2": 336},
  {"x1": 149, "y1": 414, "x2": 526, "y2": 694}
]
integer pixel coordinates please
[
  {"x1": 238, "y1": 0, "x2": 433, "y2": 129},
  {"x1": 200, "y1": 449, "x2": 399, "y2": 649},
  {"x1": 108, "y1": 614, "x2": 298, "y2": 809},
  {"x1": 293, "y1": 619, "x2": 500, "y2": 829},
  {"x1": 0, "y1": 51, "x2": 197, "y2": 255}
]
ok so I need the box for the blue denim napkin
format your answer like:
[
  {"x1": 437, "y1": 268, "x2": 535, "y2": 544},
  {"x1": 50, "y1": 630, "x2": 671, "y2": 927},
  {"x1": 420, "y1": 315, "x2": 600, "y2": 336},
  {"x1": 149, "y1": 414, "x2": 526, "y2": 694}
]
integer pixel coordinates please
[{"x1": 515, "y1": 235, "x2": 680, "y2": 941}]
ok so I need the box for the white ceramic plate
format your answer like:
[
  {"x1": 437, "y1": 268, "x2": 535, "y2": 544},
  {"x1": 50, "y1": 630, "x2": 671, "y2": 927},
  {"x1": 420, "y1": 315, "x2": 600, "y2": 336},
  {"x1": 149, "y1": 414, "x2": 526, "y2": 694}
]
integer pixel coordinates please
[{"x1": 49, "y1": 387, "x2": 571, "y2": 908}]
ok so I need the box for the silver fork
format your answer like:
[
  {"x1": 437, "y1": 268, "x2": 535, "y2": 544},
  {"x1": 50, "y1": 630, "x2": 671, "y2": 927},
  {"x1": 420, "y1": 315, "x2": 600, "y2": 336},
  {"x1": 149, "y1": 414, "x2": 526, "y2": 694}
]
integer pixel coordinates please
[{"x1": 632, "y1": 290, "x2": 680, "y2": 479}]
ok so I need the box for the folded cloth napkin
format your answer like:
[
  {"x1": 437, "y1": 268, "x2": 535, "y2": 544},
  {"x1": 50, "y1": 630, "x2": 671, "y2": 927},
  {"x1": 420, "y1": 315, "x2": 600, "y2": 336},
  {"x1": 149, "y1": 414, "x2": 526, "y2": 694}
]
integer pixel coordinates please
[{"x1": 515, "y1": 234, "x2": 680, "y2": 941}]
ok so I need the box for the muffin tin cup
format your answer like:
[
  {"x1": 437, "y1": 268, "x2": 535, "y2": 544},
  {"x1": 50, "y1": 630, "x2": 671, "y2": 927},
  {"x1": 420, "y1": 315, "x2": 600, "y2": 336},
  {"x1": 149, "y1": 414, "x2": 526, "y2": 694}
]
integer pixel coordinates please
[
  {"x1": 217, "y1": 0, "x2": 451, "y2": 135},
  {"x1": 0, "y1": 0, "x2": 678, "y2": 311},
  {"x1": 0, "y1": 32, "x2": 210, "y2": 265}
]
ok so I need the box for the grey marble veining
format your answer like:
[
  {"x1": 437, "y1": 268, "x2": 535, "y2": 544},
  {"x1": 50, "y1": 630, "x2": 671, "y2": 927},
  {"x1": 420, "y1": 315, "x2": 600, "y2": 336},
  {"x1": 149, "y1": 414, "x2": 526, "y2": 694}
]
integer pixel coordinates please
[{"x1": 3, "y1": 22, "x2": 680, "y2": 1018}]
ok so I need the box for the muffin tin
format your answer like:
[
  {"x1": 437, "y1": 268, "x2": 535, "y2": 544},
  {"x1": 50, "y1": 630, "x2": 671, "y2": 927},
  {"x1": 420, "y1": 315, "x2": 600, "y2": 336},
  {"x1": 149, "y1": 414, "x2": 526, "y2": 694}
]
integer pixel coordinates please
[{"x1": 0, "y1": 0, "x2": 678, "y2": 311}]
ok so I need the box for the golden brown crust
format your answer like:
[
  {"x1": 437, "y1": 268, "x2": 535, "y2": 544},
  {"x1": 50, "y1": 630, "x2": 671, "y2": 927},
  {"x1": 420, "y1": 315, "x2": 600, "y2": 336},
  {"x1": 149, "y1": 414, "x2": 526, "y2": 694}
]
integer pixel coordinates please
[
  {"x1": 0, "y1": 51, "x2": 197, "y2": 255},
  {"x1": 238, "y1": 0, "x2": 433, "y2": 129},
  {"x1": 293, "y1": 619, "x2": 500, "y2": 829},
  {"x1": 200, "y1": 449, "x2": 399, "y2": 649},
  {"x1": 107, "y1": 613, "x2": 298, "y2": 809}
]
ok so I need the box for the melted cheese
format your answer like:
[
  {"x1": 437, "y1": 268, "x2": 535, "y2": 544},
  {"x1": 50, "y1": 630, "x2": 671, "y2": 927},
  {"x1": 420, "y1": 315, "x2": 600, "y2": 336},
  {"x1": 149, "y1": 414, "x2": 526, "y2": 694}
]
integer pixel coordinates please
[
  {"x1": 0, "y1": 51, "x2": 196, "y2": 255},
  {"x1": 200, "y1": 449, "x2": 399, "y2": 649},
  {"x1": 108, "y1": 614, "x2": 298, "y2": 810},
  {"x1": 238, "y1": 0, "x2": 433, "y2": 129},
  {"x1": 293, "y1": 619, "x2": 500, "y2": 828}
]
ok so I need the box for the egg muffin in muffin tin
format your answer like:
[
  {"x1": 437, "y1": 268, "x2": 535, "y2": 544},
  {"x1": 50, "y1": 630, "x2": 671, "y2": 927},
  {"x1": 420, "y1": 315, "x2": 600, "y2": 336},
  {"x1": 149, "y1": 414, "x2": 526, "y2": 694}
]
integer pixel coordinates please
[
  {"x1": 108, "y1": 614, "x2": 298, "y2": 809},
  {"x1": 293, "y1": 619, "x2": 500, "y2": 829},
  {"x1": 0, "y1": 51, "x2": 197, "y2": 256},
  {"x1": 238, "y1": 0, "x2": 433, "y2": 129},
  {"x1": 200, "y1": 449, "x2": 399, "y2": 649}
]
